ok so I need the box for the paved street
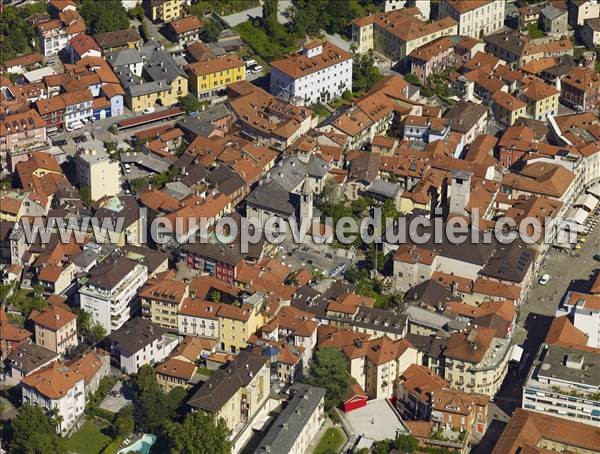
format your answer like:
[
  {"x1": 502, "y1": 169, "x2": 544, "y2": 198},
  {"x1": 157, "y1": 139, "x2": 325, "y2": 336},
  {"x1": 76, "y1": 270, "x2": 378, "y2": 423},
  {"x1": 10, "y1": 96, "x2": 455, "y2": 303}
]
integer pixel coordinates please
[
  {"x1": 474, "y1": 218, "x2": 600, "y2": 453},
  {"x1": 221, "y1": 0, "x2": 292, "y2": 27},
  {"x1": 323, "y1": 32, "x2": 351, "y2": 52}
]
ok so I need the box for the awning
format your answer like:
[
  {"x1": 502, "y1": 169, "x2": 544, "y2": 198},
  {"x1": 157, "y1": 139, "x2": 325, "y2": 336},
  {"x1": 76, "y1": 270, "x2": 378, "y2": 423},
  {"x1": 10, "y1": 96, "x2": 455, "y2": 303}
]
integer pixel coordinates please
[
  {"x1": 510, "y1": 345, "x2": 524, "y2": 362},
  {"x1": 575, "y1": 194, "x2": 599, "y2": 211},
  {"x1": 565, "y1": 207, "x2": 589, "y2": 226},
  {"x1": 587, "y1": 185, "x2": 600, "y2": 200}
]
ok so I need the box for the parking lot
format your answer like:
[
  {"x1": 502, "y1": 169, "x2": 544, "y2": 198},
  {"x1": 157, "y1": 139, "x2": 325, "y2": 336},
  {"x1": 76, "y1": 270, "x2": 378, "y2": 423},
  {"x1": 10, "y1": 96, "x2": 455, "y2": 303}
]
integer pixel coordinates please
[
  {"x1": 475, "y1": 209, "x2": 600, "y2": 452},
  {"x1": 99, "y1": 380, "x2": 132, "y2": 414},
  {"x1": 517, "y1": 213, "x2": 600, "y2": 331}
]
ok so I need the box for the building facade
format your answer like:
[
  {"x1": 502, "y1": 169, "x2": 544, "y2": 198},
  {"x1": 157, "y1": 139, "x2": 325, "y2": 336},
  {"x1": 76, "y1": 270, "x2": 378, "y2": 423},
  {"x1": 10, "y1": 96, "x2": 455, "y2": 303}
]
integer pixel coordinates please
[
  {"x1": 270, "y1": 41, "x2": 353, "y2": 105},
  {"x1": 438, "y1": 0, "x2": 505, "y2": 39},
  {"x1": 76, "y1": 148, "x2": 121, "y2": 201},
  {"x1": 79, "y1": 257, "x2": 148, "y2": 333},
  {"x1": 523, "y1": 344, "x2": 600, "y2": 426},
  {"x1": 187, "y1": 55, "x2": 245, "y2": 101},
  {"x1": 21, "y1": 363, "x2": 85, "y2": 436}
]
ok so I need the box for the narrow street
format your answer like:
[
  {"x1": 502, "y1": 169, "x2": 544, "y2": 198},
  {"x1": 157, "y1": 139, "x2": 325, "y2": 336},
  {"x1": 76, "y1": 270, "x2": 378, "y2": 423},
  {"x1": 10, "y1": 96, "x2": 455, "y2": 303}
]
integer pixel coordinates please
[{"x1": 473, "y1": 219, "x2": 600, "y2": 452}]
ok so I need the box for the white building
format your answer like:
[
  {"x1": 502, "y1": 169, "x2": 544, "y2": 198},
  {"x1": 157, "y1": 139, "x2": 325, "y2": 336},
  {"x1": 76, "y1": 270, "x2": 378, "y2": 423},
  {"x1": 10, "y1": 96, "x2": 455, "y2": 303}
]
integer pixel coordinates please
[
  {"x1": 385, "y1": 0, "x2": 430, "y2": 19},
  {"x1": 37, "y1": 17, "x2": 85, "y2": 58},
  {"x1": 177, "y1": 298, "x2": 220, "y2": 339},
  {"x1": 270, "y1": 41, "x2": 353, "y2": 106},
  {"x1": 79, "y1": 256, "x2": 148, "y2": 334},
  {"x1": 255, "y1": 383, "x2": 326, "y2": 454},
  {"x1": 523, "y1": 344, "x2": 600, "y2": 426},
  {"x1": 558, "y1": 291, "x2": 600, "y2": 348},
  {"x1": 438, "y1": 0, "x2": 505, "y2": 39},
  {"x1": 76, "y1": 148, "x2": 121, "y2": 201},
  {"x1": 62, "y1": 89, "x2": 93, "y2": 132},
  {"x1": 21, "y1": 362, "x2": 85, "y2": 436},
  {"x1": 107, "y1": 317, "x2": 178, "y2": 374}
]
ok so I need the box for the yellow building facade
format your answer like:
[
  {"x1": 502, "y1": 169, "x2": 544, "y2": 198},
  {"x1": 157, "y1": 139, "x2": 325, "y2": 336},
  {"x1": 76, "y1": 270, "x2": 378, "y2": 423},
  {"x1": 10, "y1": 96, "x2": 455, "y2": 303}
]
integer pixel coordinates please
[
  {"x1": 145, "y1": 0, "x2": 183, "y2": 23},
  {"x1": 187, "y1": 56, "x2": 245, "y2": 100},
  {"x1": 128, "y1": 74, "x2": 188, "y2": 112}
]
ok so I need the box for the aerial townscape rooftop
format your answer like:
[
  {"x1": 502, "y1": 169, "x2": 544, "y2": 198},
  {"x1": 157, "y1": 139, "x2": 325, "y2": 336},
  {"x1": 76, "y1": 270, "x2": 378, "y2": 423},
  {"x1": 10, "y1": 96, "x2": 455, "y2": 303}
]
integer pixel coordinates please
[{"x1": 0, "y1": 0, "x2": 599, "y2": 453}]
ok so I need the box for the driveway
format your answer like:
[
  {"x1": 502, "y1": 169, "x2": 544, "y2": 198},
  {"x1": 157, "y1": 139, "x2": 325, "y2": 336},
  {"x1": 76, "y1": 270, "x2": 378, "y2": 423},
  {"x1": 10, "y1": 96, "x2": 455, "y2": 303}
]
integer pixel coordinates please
[
  {"x1": 323, "y1": 32, "x2": 351, "y2": 52},
  {"x1": 99, "y1": 380, "x2": 132, "y2": 414},
  {"x1": 221, "y1": 0, "x2": 292, "y2": 27}
]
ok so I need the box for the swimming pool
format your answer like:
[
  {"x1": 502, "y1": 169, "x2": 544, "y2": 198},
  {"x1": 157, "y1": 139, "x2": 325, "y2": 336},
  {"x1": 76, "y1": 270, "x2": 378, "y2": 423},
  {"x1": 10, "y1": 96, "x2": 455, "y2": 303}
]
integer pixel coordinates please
[{"x1": 117, "y1": 434, "x2": 157, "y2": 454}]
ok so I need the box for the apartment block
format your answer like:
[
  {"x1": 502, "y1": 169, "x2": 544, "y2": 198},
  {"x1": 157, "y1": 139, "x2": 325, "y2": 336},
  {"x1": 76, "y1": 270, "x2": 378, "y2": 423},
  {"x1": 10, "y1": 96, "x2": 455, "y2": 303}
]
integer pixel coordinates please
[
  {"x1": 255, "y1": 383, "x2": 326, "y2": 454},
  {"x1": 139, "y1": 277, "x2": 189, "y2": 331},
  {"x1": 21, "y1": 362, "x2": 85, "y2": 436},
  {"x1": 523, "y1": 343, "x2": 600, "y2": 426},
  {"x1": 79, "y1": 256, "x2": 148, "y2": 333},
  {"x1": 187, "y1": 55, "x2": 245, "y2": 101},
  {"x1": 107, "y1": 317, "x2": 178, "y2": 374},
  {"x1": 270, "y1": 41, "x2": 353, "y2": 105},
  {"x1": 144, "y1": 0, "x2": 184, "y2": 23},
  {"x1": 187, "y1": 351, "x2": 270, "y2": 437},
  {"x1": 352, "y1": 9, "x2": 458, "y2": 60},
  {"x1": 438, "y1": 0, "x2": 505, "y2": 39},
  {"x1": 30, "y1": 306, "x2": 77, "y2": 356},
  {"x1": 76, "y1": 148, "x2": 121, "y2": 202}
]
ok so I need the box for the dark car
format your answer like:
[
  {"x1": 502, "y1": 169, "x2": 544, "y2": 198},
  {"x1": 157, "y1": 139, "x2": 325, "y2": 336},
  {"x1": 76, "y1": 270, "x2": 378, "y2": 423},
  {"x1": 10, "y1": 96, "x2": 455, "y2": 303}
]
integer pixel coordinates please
[
  {"x1": 52, "y1": 139, "x2": 68, "y2": 146},
  {"x1": 73, "y1": 135, "x2": 87, "y2": 143},
  {"x1": 594, "y1": 254, "x2": 600, "y2": 262}
]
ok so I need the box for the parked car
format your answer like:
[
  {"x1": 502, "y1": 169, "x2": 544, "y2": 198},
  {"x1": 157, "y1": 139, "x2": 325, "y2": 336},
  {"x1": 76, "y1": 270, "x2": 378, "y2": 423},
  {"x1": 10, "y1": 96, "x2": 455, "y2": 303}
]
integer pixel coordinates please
[
  {"x1": 539, "y1": 274, "x2": 550, "y2": 285},
  {"x1": 253, "y1": 65, "x2": 263, "y2": 74},
  {"x1": 52, "y1": 139, "x2": 68, "y2": 146},
  {"x1": 593, "y1": 254, "x2": 600, "y2": 262},
  {"x1": 143, "y1": 106, "x2": 155, "y2": 114},
  {"x1": 245, "y1": 59, "x2": 257, "y2": 67},
  {"x1": 73, "y1": 135, "x2": 87, "y2": 143}
]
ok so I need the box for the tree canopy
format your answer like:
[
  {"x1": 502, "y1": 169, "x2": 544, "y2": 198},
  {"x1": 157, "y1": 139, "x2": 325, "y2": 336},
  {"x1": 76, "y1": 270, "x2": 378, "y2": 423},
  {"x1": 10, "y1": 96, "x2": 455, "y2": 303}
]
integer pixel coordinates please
[
  {"x1": 130, "y1": 365, "x2": 187, "y2": 436},
  {"x1": 79, "y1": 0, "x2": 130, "y2": 35},
  {"x1": 9, "y1": 405, "x2": 65, "y2": 454},
  {"x1": 307, "y1": 347, "x2": 353, "y2": 410},
  {"x1": 291, "y1": 0, "x2": 374, "y2": 37},
  {"x1": 353, "y1": 51, "x2": 382, "y2": 93},
  {"x1": 0, "y1": 3, "x2": 46, "y2": 64},
  {"x1": 113, "y1": 405, "x2": 135, "y2": 438},
  {"x1": 165, "y1": 412, "x2": 231, "y2": 454}
]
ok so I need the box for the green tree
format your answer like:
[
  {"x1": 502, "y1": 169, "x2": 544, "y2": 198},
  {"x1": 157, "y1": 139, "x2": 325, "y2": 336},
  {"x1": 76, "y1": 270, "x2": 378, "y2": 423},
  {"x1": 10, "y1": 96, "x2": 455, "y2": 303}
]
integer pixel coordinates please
[
  {"x1": 130, "y1": 365, "x2": 186, "y2": 435},
  {"x1": 127, "y1": 5, "x2": 144, "y2": 21},
  {"x1": 9, "y1": 405, "x2": 65, "y2": 454},
  {"x1": 79, "y1": 186, "x2": 92, "y2": 205},
  {"x1": 404, "y1": 73, "x2": 421, "y2": 86},
  {"x1": 136, "y1": 386, "x2": 186, "y2": 435},
  {"x1": 131, "y1": 364, "x2": 157, "y2": 398},
  {"x1": 90, "y1": 323, "x2": 107, "y2": 342},
  {"x1": 395, "y1": 434, "x2": 418, "y2": 452},
  {"x1": 79, "y1": 0, "x2": 130, "y2": 34},
  {"x1": 199, "y1": 19, "x2": 224, "y2": 43},
  {"x1": 308, "y1": 347, "x2": 353, "y2": 410},
  {"x1": 353, "y1": 51, "x2": 382, "y2": 93},
  {"x1": 113, "y1": 405, "x2": 135, "y2": 438},
  {"x1": 76, "y1": 308, "x2": 92, "y2": 337},
  {"x1": 0, "y1": 3, "x2": 46, "y2": 64},
  {"x1": 179, "y1": 94, "x2": 202, "y2": 114},
  {"x1": 366, "y1": 243, "x2": 386, "y2": 272},
  {"x1": 165, "y1": 412, "x2": 231, "y2": 454},
  {"x1": 209, "y1": 290, "x2": 222, "y2": 302},
  {"x1": 371, "y1": 439, "x2": 393, "y2": 454}
]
